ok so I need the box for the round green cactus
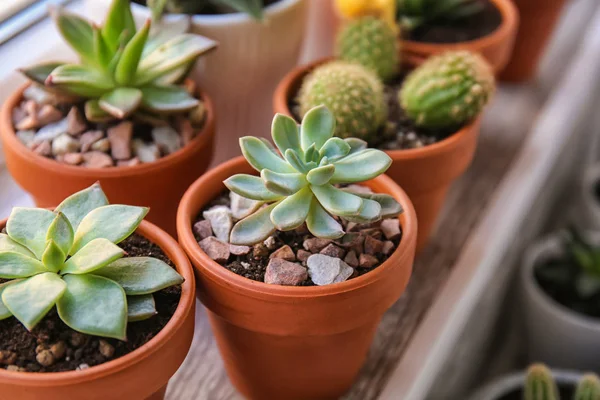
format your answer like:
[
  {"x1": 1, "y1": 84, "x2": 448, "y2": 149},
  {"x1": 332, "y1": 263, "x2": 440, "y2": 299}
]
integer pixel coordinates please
[
  {"x1": 399, "y1": 51, "x2": 495, "y2": 129},
  {"x1": 335, "y1": 16, "x2": 400, "y2": 81},
  {"x1": 298, "y1": 61, "x2": 387, "y2": 141}
]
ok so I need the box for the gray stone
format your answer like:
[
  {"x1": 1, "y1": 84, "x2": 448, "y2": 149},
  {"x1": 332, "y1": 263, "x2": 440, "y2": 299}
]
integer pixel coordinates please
[
  {"x1": 52, "y1": 133, "x2": 80, "y2": 156},
  {"x1": 34, "y1": 117, "x2": 68, "y2": 143},
  {"x1": 263, "y1": 236, "x2": 277, "y2": 250},
  {"x1": 108, "y1": 121, "x2": 133, "y2": 160},
  {"x1": 66, "y1": 107, "x2": 87, "y2": 135},
  {"x1": 202, "y1": 206, "x2": 232, "y2": 242},
  {"x1": 307, "y1": 254, "x2": 345, "y2": 286},
  {"x1": 230, "y1": 191, "x2": 262, "y2": 220},
  {"x1": 229, "y1": 244, "x2": 251, "y2": 256},
  {"x1": 199, "y1": 237, "x2": 230, "y2": 263},
  {"x1": 152, "y1": 125, "x2": 181, "y2": 155},
  {"x1": 264, "y1": 259, "x2": 307, "y2": 286},
  {"x1": 132, "y1": 139, "x2": 160, "y2": 163},
  {"x1": 333, "y1": 263, "x2": 354, "y2": 283}
]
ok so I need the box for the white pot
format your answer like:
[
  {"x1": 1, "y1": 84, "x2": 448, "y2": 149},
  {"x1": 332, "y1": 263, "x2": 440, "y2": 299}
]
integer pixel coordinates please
[
  {"x1": 84, "y1": 0, "x2": 309, "y2": 165},
  {"x1": 571, "y1": 164, "x2": 600, "y2": 231},
  {"x1": 521, "y1": 232, "x2": 600, "y2": 371}
]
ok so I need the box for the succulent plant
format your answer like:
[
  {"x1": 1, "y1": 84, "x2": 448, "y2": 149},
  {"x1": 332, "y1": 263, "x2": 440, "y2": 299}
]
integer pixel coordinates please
[
  {"x1": 336, "y1": 16, "x2": 400, "y2": 81},
  {"x1": 524, "y1": 364, "x2": 600, "y2": 400},
  {"x1": 0, "y1": 183, "x2": 183, "y2": 340},
  {"x1": 397, "y1": 0, "x2": 485, "y2": 32},
  {"x1": 334, "y1": 0, "x2": 398, "y2": 31},
  {"x1": 298, "y1": 61, "x2": 387, "y2": 141},
  {"x1": 399, "y1": 50, "x2": 495, "y2": 129},
  {"x1": 148, "y1": 0, "x2": 264, "y2": 21},
  {"x1": 224, "y1": 105, "x2": 403, "y2": 245},
  {"x1": 20, "y1": 0, "x2": 216, "y2": 122}
]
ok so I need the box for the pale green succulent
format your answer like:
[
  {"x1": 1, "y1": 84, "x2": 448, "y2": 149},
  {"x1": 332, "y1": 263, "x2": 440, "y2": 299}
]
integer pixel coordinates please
[
  {"x1": 148, "y1": 0, "x2": 264, "y2": 21},
  {"x1": 224, "y1": 105, "x2": 403, "y2": 245},
  {"x1": 524, "y1": 364, "x2": 600, "y2": 400},
  {"x1": 20, "y1": 0, "x2": 216, "y2": 122},
  {"x1": 0, "y1": 184, "x2": 183, "y2": 340}
]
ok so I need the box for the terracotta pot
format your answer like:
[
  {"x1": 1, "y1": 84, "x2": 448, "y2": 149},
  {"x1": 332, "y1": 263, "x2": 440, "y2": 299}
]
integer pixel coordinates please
[
  {"x1": 177, "y1": 157, "x2": 417, "y2": 399},
  {"x1": 0, "y1": 85, "x2": 215, "y2": 237},
  {"x1": 0, "y1": 218, "x2": 196, "y2": 400},
  {"x1": 500, "y1": 0, "x2": 568, "y2": 82},
  {"x1": 273, "y1": 58, "x2": 480, "y2": 252},
  {"x1": 400, "y1": 0, "x2": 519, "y2": 74}
]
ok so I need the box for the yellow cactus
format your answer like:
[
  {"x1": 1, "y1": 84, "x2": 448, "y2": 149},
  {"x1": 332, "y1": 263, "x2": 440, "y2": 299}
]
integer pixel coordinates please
[{"x1": 334, "y1": 0, "x2": 397, "y2": 30}]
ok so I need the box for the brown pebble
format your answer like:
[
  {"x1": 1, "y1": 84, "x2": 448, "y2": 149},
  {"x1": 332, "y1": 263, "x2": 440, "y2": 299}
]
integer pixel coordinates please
[
  {"x1": 108, "y1": 121, "x2": 133, "y2": 160},
  {"x1": 36, "y1": 350, "x2": 55, "y2": 367},
  {"x1": 296, "y1": 249, "x2": 311, "y2": 264},
  {"x1": 0, "y1": 350, "x2": 16, "y2": 365},
  {"x1": 380, "y1": 219, "x2": 401, "y2": 240},
  {"x1": 320, "y1": 243, "x2": 346, "y2": 259},
  {"x1": 50, "y1": 341, "x2": 66, "y2": 360},
  {"x1": 67, "y1": 106, "x2": 87, "y2": 135},
  {"x1": 70, "y1": 332, "x2": 86, "y2": 347},
  {"x1": 37, "y1": 105, "x2": 63, "y2": 126},
  {"x1": 253, "y1": 243, "x2": 269, "y2": 258},
  {"x1": 80, "y1": 130, "x2": 104, "y2": 152},
  {"x1": 6, "y1": 365, "x2": 26, "y2": 372},
  {"x1": 117, "y1": 157, "x2": 141, "y2": 167},
  {"x1": 230, "y1": 244, "x2": 251, "y2": 256},
  {"x1": 199, "y1": 237, "x2": 230, "y2": 263},
  {"x1": 382, "y1": 241, "x2": 395, "y2": 256},
  {"x1": 364, "y1": 235, "x2": 384, "y2": 255},
  {"x1": 177, "y1": 118, "x2": 196, "y2": 145},
  {"x1": 32, "y1": 140, "x2": 51, "y2": 156},
  {"x1": 264, "y1": 259, "x2": 307, "y2": 286},
  {"x1": 35, "y1": 344, "x2": 47, "y2": 354},
  {"x1": 359, "y1": 254, "x2": 378, "y2": 269},
  {"x1": 63, "y1": 152, "x2": 83, "y2": 165},
  {"x1": 269, "y1": 245, "x2": 296, "y2": 261},
  {"x1": 98, "y1": 340, "x2": 115, "y2": 358},
  {"x1": 82, "y1": 151, "x2": 113, "y2": 168},
  {"x1": 263, "y1": 236, "x2": 277, "y2": 250},
  {"x1": 74, "y1": 348, "x2": 83, "y2": 360},
  {"x1": 361, "y1": 228, "x2": 383, "y2": 239},
  {"x1": 344, "y1": 250, "x2": 359, "y2": 268},
  {"x1": 193, "y1": 220, "x2": 213, "y2": 240},
  {"x1": 303, "y1": 238, "x2": 332, "y2": 253}
]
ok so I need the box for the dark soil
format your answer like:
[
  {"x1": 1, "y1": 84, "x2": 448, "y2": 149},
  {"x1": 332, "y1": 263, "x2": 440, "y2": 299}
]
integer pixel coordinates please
[
  {"x1": 404, "y1": 0, "x2": 503, "y2": 44},
  {"x1": 133, "y1": 0, "x2": 280, "y2": 15},
  {"x1": 499, "y1": 386, "x2": 574, "y2": 400},
  {"x1": 0, "y1": 235, "x2": 181, "y2": 373}
]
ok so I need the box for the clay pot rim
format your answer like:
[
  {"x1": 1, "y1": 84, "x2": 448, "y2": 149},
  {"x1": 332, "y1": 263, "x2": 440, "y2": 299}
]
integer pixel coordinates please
[
  {"x1": 400, "y1": 0, "x2": 519, "y2": 52},
  {"x1": 272, "y1": 56, "x2": 482, "y2": 163},
  {"x1": 0, "y1": 218, "x2": 196, "y2": 386},
  {"x1": 0, "y1": 83, "x2": 216, "y2": 177},
  {"x1": 177, "y1": 156, "x2": 417, "y2": 300}
]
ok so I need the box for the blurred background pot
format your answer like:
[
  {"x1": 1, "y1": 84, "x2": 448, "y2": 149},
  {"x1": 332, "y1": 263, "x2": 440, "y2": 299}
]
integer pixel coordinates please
[{"x1": 570, "y1": 163, "x2": 600, "y2": 231}]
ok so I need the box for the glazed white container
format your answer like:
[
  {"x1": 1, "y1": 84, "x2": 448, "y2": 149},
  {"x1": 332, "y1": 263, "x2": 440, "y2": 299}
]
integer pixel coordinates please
[
  {"x1": 521, "y1": 232, "x2": 600, "y2": 371},
  {"x1": 84, "y1": 0, "x2": 309, "y2": 165}
]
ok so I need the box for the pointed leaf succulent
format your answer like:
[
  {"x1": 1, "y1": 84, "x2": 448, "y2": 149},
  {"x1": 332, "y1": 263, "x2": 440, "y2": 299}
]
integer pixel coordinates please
[
  {"x1": 225, "y1": 105, "x2": 403, "y2": 245},
  {"x1": 0, "y1": 183, "x2": 184, "y2": 340}
]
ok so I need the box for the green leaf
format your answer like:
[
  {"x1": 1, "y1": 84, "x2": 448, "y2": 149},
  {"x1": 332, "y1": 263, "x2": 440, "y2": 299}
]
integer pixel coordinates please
[
  {"x1": 102, "y1": 0, "x2": 136, "y2": 52},
  {"x1": 46, "y1": 212, "x2": 74, "y2": 258},
  {"x1": 55, "y1": 182, "x2": 109, "y2": 232},
  {"x1": 331, "y1": 149, "x2": 392, "y2": 184},
  {"x1": 343, "y1": 198, "x2": 382, "y2": 223},
  {"x1": 62, "y1": 238, "x2": 124, "y2": 275},
  {"x1": 95, "y1": 257, "x2": 183, "y2": 295},
  {"x1": 306, "y1": 164, "x2": 335, "y2": 186},
  {"x1": 53, "y1": 8, "x2": 96, "y2": 65},
  {"x1": 320, "y1": 138, "x2": 351, "y2": 161},
  {"x1": 140, "y1": 85, "x2": 199, "y2": 114},
  {"x1": 306, "y1": 199, "x2": 344, "y2": 239},
  {"x1": 304, "y1": 143, "x2": 320, "y2": 164},
  {"x1": 57, "y1": 274, "x2": 127, "y2": 340},
  {"x1": 284, "y1": 148, "x2": 311, "y2": 173},
  {"x1": 0, "y1": 252, "x2": 46, "y2": 279},
  {"x1": 0, "y1": 281, "x2": 19, "y2": 320},
  {"x1": 2, "y1": 273, "x2": 66, "y2": 330},
  {"x1": 42, "y1": 240, "x2": 66, "y2": 273},
  {"x1": 19, "y1": 62, "x2": 63, "y2": 85},
  {"x1": 47, "y1": 65, "x2": 113, "y2": 97},
  {"x1": 213, "y1": 0, "x2": 264, "y2": 20},
  {"x1": 99, "y1": 88, "x2": 143, "y2": 119},
  {"x1": 345, "y1": 138, "x2": 368, "y2": 155},
  {"x1": 7, "y1": 208, "x2": 56, "y2": 259},
  {"x1": 270, "y1": 187, "x2": 312, "y2": 231},
  {"x1": 115, "y1": 20, "x2": 151, "y2": 85},
  {"x1": 224, "y1": 174, "x2": 283, "y2": 201},
  {"x1": 301, "y1": 105, "x2": 335, "y2": 152},
  {"x1": 84, "y1": 100, "x2": 114, "y2": 123},
  {"x1": 271, "y1": 114, "x2": 300, "y2": 155},
  {"x1": 261, "y1": 170, "x2": 308, "y2": 196},
  {"x1": 136, "y1": 34, "x2": 217, "y2": 85},
  {"x1": 147, "y1": 0, "x2": 168, "y2": 20},
  {"x1": 311, "y1": 184, "x2": 363, "y2": 217},
  {"x1": 93, "y1": 26, "x2": 113, "y2": 70},
  {"x1": 230, "y1": 203, "x2": 278, "y2": 245},
  {"x1": 127, "y1": 294, "x2": 156, "y2": 322},
  {"x1": 240, "y1": 137, "x2": 295, "y2": 174},
  {"x1": 0, "y1": 234, "x2": 35, "y2": 258},
  {"x1": 345, "y1": 191, "x2": 403, "y2": 218},
  {"x1": 71, "y1": 205, "x2": 148, "y2": 255}
]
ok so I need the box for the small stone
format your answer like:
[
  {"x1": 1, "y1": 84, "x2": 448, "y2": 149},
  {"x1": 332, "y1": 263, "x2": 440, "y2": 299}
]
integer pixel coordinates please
[
  {"x1": 230, "y1": 192, "x2": 261, "y2": 220},
  {"x1": 82, "y1": 151, "x2": 113, "y2": 168},
  {"x1": 253, "y1": 243, "x2": 269, "y2": 258},
  {"x1": 50, "y1": 341, "x2": 66, "y2": 360},
  {"x1": 190, "y1": 103, "x2": 206, "y2": 127},
  {"x1": 364, "y1": 236, "x2": 384, "y2": 255},
  {"x1": 346, "y1": 222, "x2": 358, "y2": 232},
  {"x1": 12, "y1": 105, "x2": 26, "y2": 125},
  {"x1": 199, "y1": 237, "x2": 230, "y2": 263},
  {"x1": 177, "y1": 118, "x2": 196, "y2": 145},
  {"x1": 0, "y1": 350, "x2": 16, "y2": 365},
  {"x1": 16, "y1": 130, "x2": 35, "y2": 147},
  {"x1": 98, "y1": 340, "x2": 115, "y2": 358},
  {"x1": 132, "y1": 139, "x2": 160, "y2": 163},
  {"x1": 345, "y1": 184, "x2": 373, "y2": 195},
  {"x1": 263, "y1": 236, "x2": 277, "y2": 250},
  {"x1": 344, "y1": 250, "x2": 359, "y2": 268},
  {"x1": 70, "y1": 332, "x2": 86, "y2": 347},
  {"x1": 382, "y1": 241, "x2": 395, "y2": 256},
  {"x1": 67, "y1": 107, "x2": 87, "y2": 135},
  {"x1": 76, "y1": 363, "x2": 90, "y2": 371},
  {"x1": 152, "y1": 125, "x2": 181, "y2": 155},
  {"x1": 264, "y1": 259, "x2": 307, "y2": 286},
  {"x1": 63, "y1": 152, "x2": 83, "y2": 165},
  {"x1": 294, "y1": 224, "x2": 309, "y2": 235},
  {"x1": 230, "y1": 244, "x2": 251, "y2": 256},
  {"x1": 380, "y1": 219, "x2": 401, "y2": 240},
  {"x1": 35, "y1": 344, "x2": 47, "y2": 354},
  {"x1": 32, "y1": 140, "x2": 51, "y2": 156},
  {"x1": 116, "y1": 158, "x2": 141, "y2": 167},
  {"x1": 303, "y1": 238, "x2": 332, "y2": 253},
  {"x1": 320, "y1": 243, "x2": 346, "y2": 259},
  {"x1": 307, "y1": 254, "x2": 354, "y2": 286},
  {"x1": 202, "y1": 206, "x2": 232, "y2": 242},
  {"x1": 33, "y1": 117, "x2": 68, "y2": 143},
  {"x1": 359, "y1": 254, "x2": 378, "y2": 269},
  {"x1": 80, "y1": 130, "x2": 104, "y2": 152},
  {"x1": 91, "y1": 138, "x2": 110, "y2": 152},
  {"x1": 6, "y1": 365, "x2": 25, "y2": 372},
  {"x1": 296, "y1": 249, "x2": 311, "y2": 264},
  {"x1": 338, "y1": 233, "x2": 364, "y2": 249},
  {"x1": 183, "y1": 79, "x2": 197, "y2": 96},
  {"x1": 23, "y1": 84, "x2": 72, "y2": 105},
  {"x1": 241, "y1": 261, "x2": 251, "y2": 269},
  {"x1": 193, "y1": 219, "x2": 213, "y2": 240},
  {"x1": 270, "y1": 245, "x2": 295, "y2": 261},
  {"x1": 36, "y1": 350, "x2": 55, "y2": 367},
  {"x1": 333, "y1": 263, "x2": 354, "y2": 284},
  {"x1": 361, "y1": 227, "x2": 384, "y2": 239},
  {"x1": 15, "y1": 100, "x2": 39, "y2": 130},
  {"x1": 37, "y1": 105, "x2": 63, "y2": 126},
  {"x1": 108, "y1": 121, "x2": 133, "y2": 160},
  {"x1": 52, "y1": 133, "x2": 80, "y2": 156}
]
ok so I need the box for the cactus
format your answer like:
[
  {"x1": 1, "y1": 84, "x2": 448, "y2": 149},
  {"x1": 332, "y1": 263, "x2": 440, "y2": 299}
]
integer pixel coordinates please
[
  {"x1": 148, "y1": 0, "x2": 265, "y2": 21},
  {"x1": 298, "y1": 61, "x2": 387, "y2": 141},
  {"x1": 399, "y1": 50, "x2": 495, "y2": 129},
  {"x1": 224, "y1": 105, "x2": 403, "y2": 245},
  {"x1": 523, "y1": 364, "x2": 600, "y2": 400},
  {"x1": 336, "y1": 16, "x2": 400, "y2": 81},
  {"x1": 574, "y1": 375, "x2": 600, "y2": 400},
  {"x1": 397, "y1": 0, "x2": 485, "y2": 32}
]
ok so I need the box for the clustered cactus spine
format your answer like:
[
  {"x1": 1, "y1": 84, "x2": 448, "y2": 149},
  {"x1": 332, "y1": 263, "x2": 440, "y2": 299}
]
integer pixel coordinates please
[
  {"x1": 298, "y1": 62, "x2": 387, "y2": 141},
  {"x1": 524, "y1": 364, "x2": 600, "y2": 400},
  {"x1": 336, "y1": 16, "x2": 400, "y2": 81},
  {"x1": 399, "y1": 51, "x2": 495, "y2": 129}
]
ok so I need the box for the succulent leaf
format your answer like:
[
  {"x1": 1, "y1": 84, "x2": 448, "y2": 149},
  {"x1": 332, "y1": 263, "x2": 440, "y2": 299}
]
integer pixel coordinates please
[
  {"x1": 19, "y1": 62, "x2": 64, "y2": 85},
  {"x1": 311, "y1": 184, "x2": 363, "y2": 216},
  {"x1": 346, "y1": 191, "x2": 403, "y2": 218},
  {"x1": 46, "y1": 212, "x2": 74, "y2": 257},
  {"x1": 0, "y1": 252, "x2": 46, "y2": 279},
  {"x1": 47, "y1": 65, "x2": 113, "y2": 97},
  {"x1": 301, "y1": 105, "x2": 335, "y2": 151},
  {"x1": 224, "y1": 175, "x2": 282, "y2": 202},
  {"x1": 42, "y1": 240, "x2": 66, "y2": 273},
  {"x1": 93, "y1": 26, "x2": 113, "y2": 70},
  {"x1": 0, "y1": 281, "x2": 18, "y2": 320},
  {"x1": 53, "y1": 8, "x2": 96, "y2": 65},
  {"x1": 304, "y1": 143, "x2": 320, "y2": 164},
  {"x1": 343, "y1": 198, "x2": 382, "y2": 223},
  {"x1": 240, "y1": 137, "x2": 295, "y2": 174},
  {"x1": 55, "y1": 183, "x2": 109, "y2": 231},
  {"x1": 95, "y1": 257, "x2": 183, "y2": 295},
  {"x1": 284, "y1": 148, "x2": 312, "y2": 174},
  {"x1": 57, "y1": 274, "x2": 127, "y2": 340},
  {"x1": 261, "y1": 170, "x2": 308, "y2": 196},
  {"x1": 101, "y1": 0, "x2": 136, "y2": 51},
  {"x1": 2, "y1": 273, "x2": 67, "y2": 330},
  {"x1": 0, "y1": 234, "x2": 35, "y2": 258},
  {"x1": 320, "y1": 137, "x2": 351, "y2": 161},
  {"x1": 272, "y1": 114, "x2": 300, "y2": 155},
  {"x1": 270, "y1": 187, "x2": 312, "y2": 231},
  {"x1": 345, "y1": 137, "x2": 368, "y2": 154},
  {"x1": 331, "y1": 149, "x2": 392, "y2": 183},
  {"x1": 62, "y1": 238, "x2": 124, "y2": 275},
  {"x1": 99, "y1": 88, "x2": 143, "y2": 118},
  {"x1": 84, "y1": 99, "x2": 115, "y2": 123},
  {"x1": 306, "y1": 199, "x2": 345, "y2": 239},
  {"x1": 306, "y1": 164, "x2": 335, "y2": 186},
  {"x1": 115, "y1": 20, "x2": 151, "y2": 85},
  {"x1": 6, "y1": 208, "x2": 56, "y2": 259},
  {"x1": 140, "y1": 85, "x2": 199, "y2": 113},
  {"x1": 127, "y1": 294, "x2": 156, "y2": 322},
  {"x1": 229, "y1": 203, "x2": 278, "y2": 245}
]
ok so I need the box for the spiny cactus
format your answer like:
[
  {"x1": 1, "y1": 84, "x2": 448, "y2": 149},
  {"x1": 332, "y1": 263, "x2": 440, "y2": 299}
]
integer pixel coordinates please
[
  {"x1": 336, "y1": 16, "x2": 400, "y2": 81},
  {"x1": 524, "y1": 364, "x2": 600, "y2": 400},
  {"x1": 20, "y1": 0, "x2": 216, "y2": 122},
  {"x1": 397, "y1": 0, "x2": 485, "y2": 32},
  {"x1": 399, "y1": 50, "x2": 495, "y2": 129},
  {"x1": 298, "y1": 61, "x2": 387, "y2": 141},
  {"x1": 148, "y1": 0, "x2": 265, "y2": 21},
  {"x1": 574, "y1": 375, "x2": 600, "y2": 400},
  {"x1": 224, "y1": 105, "x2": 403, "y2": 245}
]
